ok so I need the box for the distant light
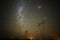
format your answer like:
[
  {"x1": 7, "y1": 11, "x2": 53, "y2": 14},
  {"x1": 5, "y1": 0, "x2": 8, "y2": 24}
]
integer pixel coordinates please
[
  {"x1": 37, "y1": 5, "x2": 42, "y2": 8},
  {"x1": 44, "y1": 17, "x2": 46, "y2": 20}
]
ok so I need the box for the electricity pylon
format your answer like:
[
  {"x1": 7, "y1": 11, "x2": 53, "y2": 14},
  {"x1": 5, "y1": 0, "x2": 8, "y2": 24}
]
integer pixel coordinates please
[{"x1": 38, "y1": 17, "x2": 47, "y2": 40}]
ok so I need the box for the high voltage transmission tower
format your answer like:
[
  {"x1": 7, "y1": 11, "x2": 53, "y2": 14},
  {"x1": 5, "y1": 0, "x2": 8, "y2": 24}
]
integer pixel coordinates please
[{"x1": 38, "y1": 17, "x2": 47, "y2": 40}]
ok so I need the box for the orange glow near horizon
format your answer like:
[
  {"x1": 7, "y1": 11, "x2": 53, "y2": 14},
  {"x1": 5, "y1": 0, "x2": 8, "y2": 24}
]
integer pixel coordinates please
[
  {"x1": 27, "y1": 34, "x2": 35, "y2": 40},
  {"x1": 30, "y1": 37, "x2": 33, "y2": 40}
]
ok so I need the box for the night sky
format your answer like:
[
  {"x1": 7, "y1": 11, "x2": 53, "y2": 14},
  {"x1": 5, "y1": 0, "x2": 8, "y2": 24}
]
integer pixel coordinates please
[{"x1": 0, "y1": 0, "x2": 60, "y2": 39}]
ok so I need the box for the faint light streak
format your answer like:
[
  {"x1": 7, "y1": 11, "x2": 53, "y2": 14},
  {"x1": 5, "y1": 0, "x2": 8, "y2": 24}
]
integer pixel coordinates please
[
  {"x1": 17, "y1": 0, "x2": 24, "y2": 25},
  {"x1": 18, "y1": 6, "x2": 23, "y2": 17},
  {"x1": 17, "y1": 6, "x2": 24, "y2": 24}
]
